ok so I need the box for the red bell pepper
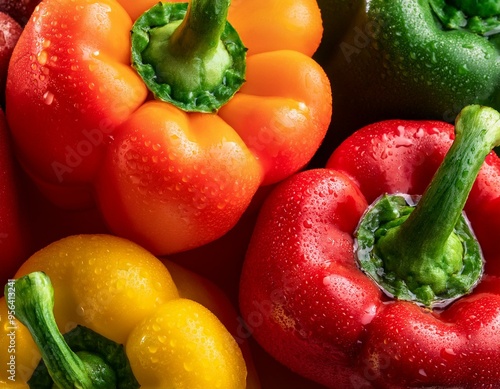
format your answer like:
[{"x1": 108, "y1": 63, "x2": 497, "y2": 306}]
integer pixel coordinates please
[
  {"x1": 5, "y1": 0, "x2": 330, "y2": 255},
  {"x1": 239, "y1": 105, "x2": 500, "y2": 388},
  {"x1": 0, "y1": 108, "x2": 29, "y2": 292}
]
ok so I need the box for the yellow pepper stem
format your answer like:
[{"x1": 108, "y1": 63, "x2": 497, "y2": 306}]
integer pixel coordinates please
[{"x1": 7, "y1": 272, "x2": 122, "y2": 389}]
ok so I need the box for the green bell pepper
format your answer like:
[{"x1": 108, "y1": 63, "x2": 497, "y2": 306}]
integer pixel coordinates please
[{"x1": 313, "y1": 0, "x2": 500, "y2": 165}]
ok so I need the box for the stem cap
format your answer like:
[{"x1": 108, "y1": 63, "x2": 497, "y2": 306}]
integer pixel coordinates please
[
  {"x1": 131, "y1": 1, "x2": 246, "y2": 113},
  {"x1": 355, "y1": 105, "x2": 500, "y2": 308},
  {"x1": 355, "y1": 194, "x2": 484, "y2": 308}
]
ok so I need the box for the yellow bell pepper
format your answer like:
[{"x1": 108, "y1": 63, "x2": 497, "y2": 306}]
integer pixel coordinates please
[
  {"x1": 0, "y1": 234, "x2": 248, "y2": 388},
  {"x1": 162, "y1": 259, "x2": 261, "y2": 389}
]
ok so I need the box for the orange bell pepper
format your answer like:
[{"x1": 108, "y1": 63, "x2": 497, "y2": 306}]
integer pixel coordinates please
[{"x1": 6, "y1": 0, "x2": 331, "y2": 255}]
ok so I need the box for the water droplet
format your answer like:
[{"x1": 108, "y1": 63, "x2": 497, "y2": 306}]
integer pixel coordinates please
[
  {"x1": 414, "y1": 128, "x2": 425, "y2": 138},
  {"x1": 458, "y1": 64, "x2": 469, "y2": 75},
  {"x1": 183, "y1": 361, "x2": 193, "y2": 372},
  {"x1": 152, "y1": 323, "x2": 161, "y2": 332},
  {"x1": 37, "y1": 50, "x2": 48, "y2": 65},
  {"x1": 394, "y1": 138, "x2": 413, "y2": 147},
  {"x1": 76, "y1": 304, "x2": 85, "y2": 316},
  {"x1": 158, "y1": 335, "x2": 167, "y2": 344},
  {"x1": 303, "y1": 219, "x2": 313, "y2": 228},
  {"x1": 42, "y1": 39, "x2": 51, "y2": 48},
  {"x1": 127, "y1": 161, "x2": 138, "y2": 171},
  {"x1": 440, "y1": 347, "x2": 456, "y2": 362},
  {"x1": 148, "y1": 345, "x2": 158, "y2": 354},
  {"x1": 43, "y1": 91, "x2": 55, "y2": 105},
  {"x1": 360, "y1": 304, "x2": 377, "y2": 325}
]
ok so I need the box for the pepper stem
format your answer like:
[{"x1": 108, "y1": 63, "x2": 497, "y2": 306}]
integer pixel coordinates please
[
  {"x1": 7, "y1": 272, "x2": 119, "y2": 389},
  {"x1": 131, "y1": 0, "x2": 246, "y2": 112},
  {"x1": 385, "y1": 105, "x2": 500, "y2": 260},
  {"x1": 430, "y1": 0, "x2": 500, "y2": 35},
  {"x1": 355, "y1": 105, "x2": 500, "y2": 307},
  {"x1": 450, "y1": 0, "x2": 500, "y2": 18},
  {"x1": 169, "y1": 0, "x2": 230, "y2": 57}
]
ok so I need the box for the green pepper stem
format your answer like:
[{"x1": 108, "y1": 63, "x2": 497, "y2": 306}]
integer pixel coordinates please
[
  {"x1": 143, "y1": 0, "x2": 233, "y2": 98},
  {"x1": 131, "y1": 0, "x2": 246, "y2": 112},
  {"x1": 169, "y1": 0, "x2": 230, "y2": 58},
  {"x1": 7, "y1": 272, "x2": 114, "y2": 389},
  {"x1": 375, "y1": 106, "x2": 500, "y2": 300},
  {"x1": 390, "y1": 105, "x2": 500, "y2": 255}
]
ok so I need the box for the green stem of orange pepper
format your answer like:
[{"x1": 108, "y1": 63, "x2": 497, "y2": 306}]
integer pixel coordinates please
[{"x1": 131, "y1": 0, "x2": 246, "y2": 112}]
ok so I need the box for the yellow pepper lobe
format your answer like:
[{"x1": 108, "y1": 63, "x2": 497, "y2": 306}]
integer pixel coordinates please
[
  {"x1": 126, "y1": 299, "x2": 247, "y2": 389},
  {"x1": 14, "y1": 234, "x2": 179, "y2": 344}
]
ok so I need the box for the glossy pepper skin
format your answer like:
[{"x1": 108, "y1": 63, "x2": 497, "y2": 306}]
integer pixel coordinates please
[
  {"x1": 239, "y1": 106, "x2": 500, "y2": 388},
  {"x1": 313, "y1": 0, "x2": 500, "y2": 164},
  {"x1": 5, "y1": 0, "x2": 330, "y2": 255},
  {"x1": 0, "y1": 234, "x2": 249, "y2": 388}
]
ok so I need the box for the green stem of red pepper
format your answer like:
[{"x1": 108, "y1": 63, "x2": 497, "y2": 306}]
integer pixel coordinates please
[
  {"x1": 7, "y1": 272, "x2": 139, "y2": 389},
  {"x1": 356, "y1": 105, "x2": 500, "y2": 307},
  {"x1": 131, "y1": 0, "x2": 246, "y2": 112}
]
